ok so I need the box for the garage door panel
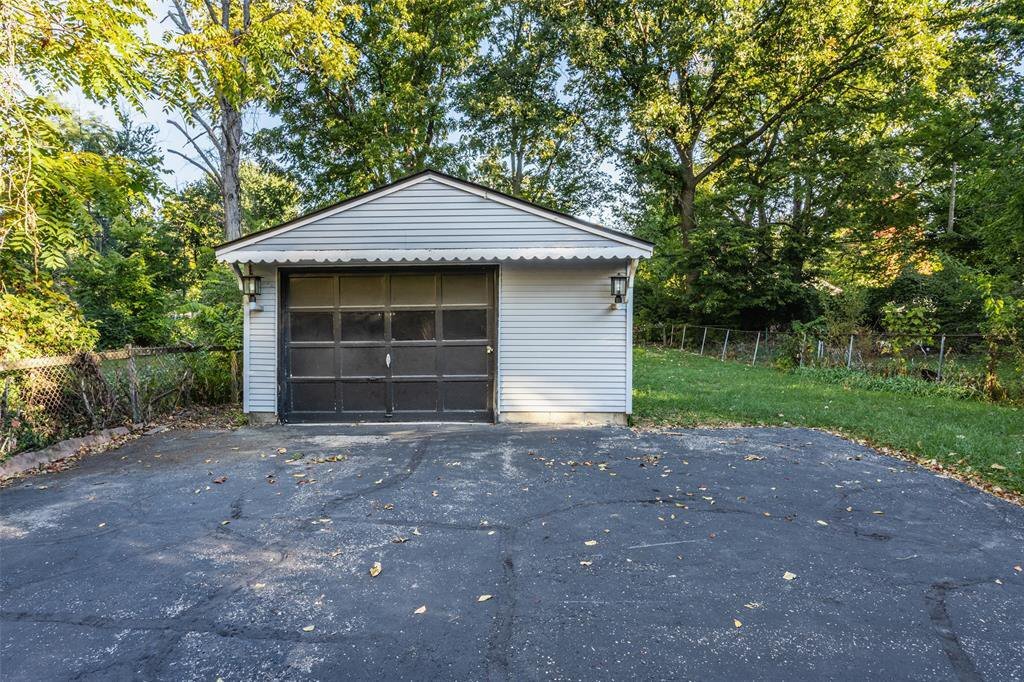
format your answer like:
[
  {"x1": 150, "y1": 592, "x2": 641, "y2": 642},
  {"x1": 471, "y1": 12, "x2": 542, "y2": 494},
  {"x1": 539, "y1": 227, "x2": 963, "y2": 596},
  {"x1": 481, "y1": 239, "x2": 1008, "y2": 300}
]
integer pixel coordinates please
[
  {"x1": 339, "y1": 275, "x2": 385, "y2": 306},
  {"x1": 442, "y1": 309, "x2": 488, "y2": 340},
  {"x1": 392, "y1": 310, "x2": 435, "y2": 340},
  {"x1": 290, "y1": 347, "x2": 335, "y2": 378},
  {"x1": 341, "y1": 381, "x2": 386, "y2": 412},
  {"x1": 443, "y1": 346, "x2": 487, "y2": 375},
  {"x1": 444, "y1": 381, "x2": 489, "y2": 411},
  {"x1": 290, "y1": 381, "x2": 337, "y2": 412},
  {"x1": 341, "y1": 347, "x2": 386, "y2": 377},
  {"x1": 394, "y1": 381, "x2": 439, "y2": 411},
  {"x1": 290, "y1": 312, "x2": 334, "y2": 342},
  {"x1": 392, "y1": 346, "x2": 436, "y2": 376},
  {"x1": 340, "y1": 311, "x2": 384, "y2": 341}
]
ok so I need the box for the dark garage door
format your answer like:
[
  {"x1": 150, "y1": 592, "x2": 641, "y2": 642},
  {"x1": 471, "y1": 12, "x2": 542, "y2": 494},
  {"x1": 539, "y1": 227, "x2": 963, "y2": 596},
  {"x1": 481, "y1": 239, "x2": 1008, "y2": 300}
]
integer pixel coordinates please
[{"x1": 280, "y1": 268, "x2": 495, "y2": 422}]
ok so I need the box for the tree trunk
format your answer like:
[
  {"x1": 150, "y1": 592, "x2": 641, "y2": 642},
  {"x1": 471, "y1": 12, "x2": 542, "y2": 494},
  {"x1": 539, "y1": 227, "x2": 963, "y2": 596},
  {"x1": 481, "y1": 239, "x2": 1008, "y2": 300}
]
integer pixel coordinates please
[
  {"x1": 675, "y1": 180, "x2": 696, "y2": 248},
  {"x1": 220, "y1": 100, "x2": 244, "y2": 241}
]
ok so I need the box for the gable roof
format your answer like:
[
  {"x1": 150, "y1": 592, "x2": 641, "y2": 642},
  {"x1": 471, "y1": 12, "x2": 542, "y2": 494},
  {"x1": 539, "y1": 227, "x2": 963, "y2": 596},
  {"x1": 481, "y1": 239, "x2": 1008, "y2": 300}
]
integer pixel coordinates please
[{"x1": 214, "y1": 170, "x2": 653, "y2": 264}]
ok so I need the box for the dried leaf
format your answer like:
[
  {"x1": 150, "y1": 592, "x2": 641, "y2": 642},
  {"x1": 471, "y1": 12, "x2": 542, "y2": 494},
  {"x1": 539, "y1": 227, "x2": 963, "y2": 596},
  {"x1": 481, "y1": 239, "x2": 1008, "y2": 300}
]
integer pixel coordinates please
[
  {"x1": 990, "y1": 463, "x2": 1007, "y2": 470},
  {"x1": 212, "y1": 476, "x2": 227, "y2": 484},
  {"x1": 374, "y1": 479, "x2": 384, "y2": 485},
  {"x1": 872, "y1": 510, "x2": 885, "y2": 515},
  {"x1": 369, "y1": 562, "x2": 382, "y2": 577},
  {"x1": 302, "y1": 624, "x2": 315, "y2": 632},
  {"x1": 579, "y1": 560, "x2": 593, "y2": 566},
  {"x1": 584, "y1": 540, "x2": 598, "y2": 546},
  {"x1": 816, "y1": 520, "x2": 828, "y2": 526},
  {"x1": 1014, "y1": 565, "x2": 1022, "y2": 573},
  {"x1": 392, "y1": 537, "x2": 408, "y2": 544},
  {"x1": 253, "y1": 583, "x2": 266, "y2": 589},
  {"x1": 743, "y1": 455, "x2": 764, "y2": 461},
  {"x1": 97, "y1": 522, "x2": 106, "y2": 528},
  {"x1": 783, "y1": 571, "x2": 797, "y2": 581},
  {"x1": 414, "y1": 605, "x2": 427, "y2": 614},
  {"x1": 277, "y1": 448, "x2": 287, "y2": 454},
  {"x1": 733, "y1": 619, "x2": 742, "y2": 628},
  {"x1": 412, "y1": 528, "x2": 422, "y2": 536},
  {"x1": 477, "y1": 594, "x2": 493, "y2": 602}
]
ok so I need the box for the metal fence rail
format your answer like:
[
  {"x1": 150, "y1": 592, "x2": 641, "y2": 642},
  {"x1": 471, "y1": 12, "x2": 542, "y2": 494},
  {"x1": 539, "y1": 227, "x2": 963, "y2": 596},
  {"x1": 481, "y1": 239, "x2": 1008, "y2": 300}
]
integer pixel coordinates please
[
  {"x1": 637, "y1": 322, "x2": 1022, "y2": 402},
  {"x1": 0, "y1": 346, "x2": 240, "y2": 458}
]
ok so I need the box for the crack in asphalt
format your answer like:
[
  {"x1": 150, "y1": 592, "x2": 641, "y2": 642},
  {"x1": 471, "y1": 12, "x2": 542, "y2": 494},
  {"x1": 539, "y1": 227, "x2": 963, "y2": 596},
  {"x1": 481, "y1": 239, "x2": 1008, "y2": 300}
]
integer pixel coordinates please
[{"x1": 925, "y1": 579, "x2": 991, "y2": 682}]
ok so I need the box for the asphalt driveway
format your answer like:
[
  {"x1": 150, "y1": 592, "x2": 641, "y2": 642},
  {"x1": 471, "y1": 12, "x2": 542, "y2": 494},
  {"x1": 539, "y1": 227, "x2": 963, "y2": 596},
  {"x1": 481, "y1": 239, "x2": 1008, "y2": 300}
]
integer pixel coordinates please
[{"x1": 1, "y1": 424, "x2": 1022, "y2": 681}]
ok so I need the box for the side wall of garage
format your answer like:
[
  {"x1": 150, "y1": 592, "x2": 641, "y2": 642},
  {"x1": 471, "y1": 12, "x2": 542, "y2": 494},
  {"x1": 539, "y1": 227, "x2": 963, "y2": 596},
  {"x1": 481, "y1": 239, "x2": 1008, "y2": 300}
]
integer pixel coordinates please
[
  {"x1": 243, "y1": 263, "x2": 278, "y2": 418},
  {"x1": 497, "y1": 261, "x2": 630, "y2": 423}
]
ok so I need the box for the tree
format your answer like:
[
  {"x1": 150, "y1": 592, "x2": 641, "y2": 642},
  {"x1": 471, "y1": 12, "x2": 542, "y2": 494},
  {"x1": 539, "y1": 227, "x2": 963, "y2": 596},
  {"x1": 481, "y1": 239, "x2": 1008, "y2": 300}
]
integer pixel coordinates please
[
  {"x1": 160, "y1": 0, "x2": 360, "y2": 240},
  {"x1": 254, "y1": 0, "x2": 490, "y2": 204},
  {"x1": 550, "y1": 0, "x2": 955, "y2": 268},
  {"x1": 1, "y1": 0, "x2": 152, "y2": 278},
  {"x1": 457, "y1": 0, "x2": 606, "y2": 213}
]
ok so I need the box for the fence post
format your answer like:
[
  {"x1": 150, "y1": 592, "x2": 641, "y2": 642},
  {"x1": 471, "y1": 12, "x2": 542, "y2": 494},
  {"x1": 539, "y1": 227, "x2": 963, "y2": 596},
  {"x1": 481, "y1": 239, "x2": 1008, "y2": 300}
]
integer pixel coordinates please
[
  {"x1": 700, "y1": 327, "x2": 708, "y2": 355},
  {"x1": 720, "y1": 329, "x2": 730, "y2": 361},
  {"x1": 846, "y1": 334, "x2": 855, "y2": 369},
  {"x1": 751, "y1": 331, "x2": 760, "y2": 366},
  {"x1": 680, "y1": 324, "x2": 687, "y2": 350},
  {"x1": 937, "y1": 334, "x2": 946, "y2": 381},
  {"x1": 799, "y1": 332, "x2": 806, "y2": 367},
  {"x1": 126, "y1": 344, "x2": 141, "y2": 424},
  {"x1": 230, "y1": 351, "x2": 240, "y2": 403}
]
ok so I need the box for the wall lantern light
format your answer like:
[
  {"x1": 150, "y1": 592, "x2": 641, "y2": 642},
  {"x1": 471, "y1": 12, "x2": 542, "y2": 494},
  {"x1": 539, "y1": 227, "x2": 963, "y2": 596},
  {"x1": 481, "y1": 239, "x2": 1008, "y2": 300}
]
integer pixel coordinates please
[
  {"x1": 240, "y1": 273, "x2": 263, "y2": 297},
  {"x1": 610, "y1": 274, "x2": 628, "y2": 304}
]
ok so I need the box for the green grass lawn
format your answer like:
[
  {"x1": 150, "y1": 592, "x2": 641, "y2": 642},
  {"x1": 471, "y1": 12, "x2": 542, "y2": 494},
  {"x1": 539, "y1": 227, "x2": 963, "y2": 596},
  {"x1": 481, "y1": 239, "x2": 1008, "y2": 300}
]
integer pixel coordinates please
[{"x1": 632, "y1": 347, "x2": 1024, "y2": 495}]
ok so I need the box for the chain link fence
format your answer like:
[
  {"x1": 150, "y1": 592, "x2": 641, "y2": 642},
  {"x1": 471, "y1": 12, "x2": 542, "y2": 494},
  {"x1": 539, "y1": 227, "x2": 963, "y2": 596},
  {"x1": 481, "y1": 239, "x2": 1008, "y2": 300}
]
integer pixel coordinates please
[
  {"x1": 0, "y1": 346, "x2": 240, "y2": 458},
  {"x1": 636, "y1": 322, "x2": 1023, "y2": 403}
]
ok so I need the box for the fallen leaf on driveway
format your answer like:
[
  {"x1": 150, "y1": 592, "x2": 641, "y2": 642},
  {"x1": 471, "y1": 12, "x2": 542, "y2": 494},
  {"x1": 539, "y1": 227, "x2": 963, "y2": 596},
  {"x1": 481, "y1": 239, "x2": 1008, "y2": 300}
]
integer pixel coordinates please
[
  {"x1": 872, "y1": 510, "x2": 885, "y2": 515},
  {"x1": 253, "y1": 583, "x2": 266, "y2": 589},
  {"x1": 212, "y1": 476, "x2": 227, "y2": 484},
  {"x1": 374, "y1": 479, "x2": 384, "y2": 485},
  {"x1": 414, "y1": 605, "x2": 427, "y2": 614},
  {"x1": 392, "y1": 537, "x2": 408, "y2": 544},
  {"x1": 783, "y1": 571, "x2": 797, "y2": 581},
  {"x1": 734, "y1": 619, "x2": 742, "y2": 628},
  {"x1": 302, "y1": 625, "x2": 314, "y2": 632},
  {"x1": 816, "y1": 520, "x2": 828, "y2": 526},
  {"x1": 744, "y1": 455, "x2": 764, "y2": 461},
  {"x1": 1014, "y1": 565, "x2": 1022, "y2": 572},
  {"x1": 477, "y1": 594, "x2": 492, "y2": 602},
  {"x1": 579, "y1": 560, "x2": 593, "y2": 566},
  {"x1": 744, "y1": 602, "x2": 761, "y2": 609},
  {"x1": 584, "y1": 540, "x2": 598, "y2": 546},
  {"x1": 412, "y1": 528, "x2": 422, "y2": 536},
  {"x1": 277, "y1": 448, "x2": 287, "y2": 454},
  {"x1": 97, "y1": 523, "x2": 106, "y2": 528},
  {"x1": 369, "y1": 562, "x2": 382, "y2": 577}
]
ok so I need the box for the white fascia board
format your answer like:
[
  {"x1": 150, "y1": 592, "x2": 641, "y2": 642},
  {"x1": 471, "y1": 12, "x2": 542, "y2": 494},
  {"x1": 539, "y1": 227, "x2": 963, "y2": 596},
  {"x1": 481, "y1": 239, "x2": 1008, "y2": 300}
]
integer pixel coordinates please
[{"x1": 217, "y1": 246, "x2": 651, "y2": 264}]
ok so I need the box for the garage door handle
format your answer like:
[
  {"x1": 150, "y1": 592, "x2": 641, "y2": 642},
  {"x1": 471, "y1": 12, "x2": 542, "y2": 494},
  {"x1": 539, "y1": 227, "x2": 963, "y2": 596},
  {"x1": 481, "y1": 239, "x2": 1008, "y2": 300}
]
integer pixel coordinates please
[{"x1": 385, "y1": 353, "x2": 391, "y2": 368}]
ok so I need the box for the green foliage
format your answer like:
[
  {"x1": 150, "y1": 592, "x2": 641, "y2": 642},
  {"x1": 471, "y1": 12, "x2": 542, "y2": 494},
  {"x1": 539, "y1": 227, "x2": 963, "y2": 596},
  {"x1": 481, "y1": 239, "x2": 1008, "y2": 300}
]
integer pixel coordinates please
[
  {"x1": 881, "y1": 300, "x2": 940, "y2": 357},
  {"x1": 0, "y1": 285, "x2": 99, "y2": 360},
  {"x1": 68, "y1": 249, "x2": 171, "y2": 349},
  {"x1": 170, "y1": 267, "x2": 244, "y2": 351}
]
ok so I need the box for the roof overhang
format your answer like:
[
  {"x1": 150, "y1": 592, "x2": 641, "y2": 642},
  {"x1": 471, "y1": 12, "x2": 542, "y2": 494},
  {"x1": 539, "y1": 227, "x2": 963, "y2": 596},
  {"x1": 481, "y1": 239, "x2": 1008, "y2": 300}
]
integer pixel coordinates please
[{"x1": 218, "y1": 246, "x2": 651, "y2": 265}]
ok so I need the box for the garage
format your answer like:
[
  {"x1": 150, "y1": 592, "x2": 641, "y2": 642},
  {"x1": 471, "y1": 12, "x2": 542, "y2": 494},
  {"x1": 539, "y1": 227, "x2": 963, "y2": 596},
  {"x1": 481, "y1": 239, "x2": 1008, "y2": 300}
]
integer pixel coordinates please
[
  {"x1": 215, "y1": 169, "x2": 653, "y2": 425},
  {"x1": 281, "y1": 268, "x2": 495, "y2": 422}
]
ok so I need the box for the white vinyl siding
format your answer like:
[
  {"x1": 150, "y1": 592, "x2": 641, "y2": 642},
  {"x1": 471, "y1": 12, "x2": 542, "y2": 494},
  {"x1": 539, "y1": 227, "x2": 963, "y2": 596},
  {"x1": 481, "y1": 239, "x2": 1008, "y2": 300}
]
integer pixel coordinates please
[
  {"x1": 244, "y1": 263, "x2": 277, "y2": 413},
  {"x1": 498, "y1": 262, "x2": 629, "y2": 414},
  {"x1": 240, "y1": 180, "x2": 612, "y2": 252}
]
